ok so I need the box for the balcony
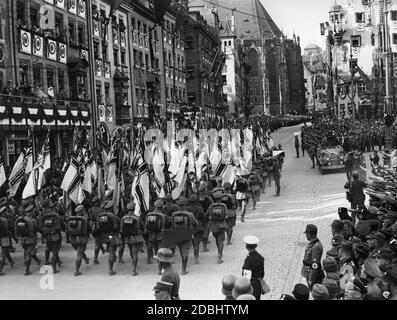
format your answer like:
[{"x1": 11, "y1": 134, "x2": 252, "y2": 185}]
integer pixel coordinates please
[{"x1": 116, "y1": 105, "x2": 132, "y2": 124}]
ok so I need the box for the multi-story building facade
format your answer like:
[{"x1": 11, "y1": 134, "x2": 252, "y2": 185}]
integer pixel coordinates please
[
  {"x1": 303, "y1": 44, "x2": 328, "y2": 113},
  {"x1": 90, "y1": 0, "x2": 132, "y2": 138},
  {"x1": 126, "y1": 0, "x2": 166, "y2": 127},
  {"x1": 325, "y1": 1, "x2": 378, "y2": 119},
  {"x1": 0, "y1": 0, "x2": 92, "y2": 166},
  {"x1": 183, "y1": 8, "x2": 225, "y2": 119},
  {"x1": 163, "y1": 8, "x2": 187, "y2": 119}
]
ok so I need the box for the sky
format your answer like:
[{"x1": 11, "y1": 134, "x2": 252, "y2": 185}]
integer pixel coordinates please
[{"x1": 261, "y1": 0, "x2": 339, "y2": 50}]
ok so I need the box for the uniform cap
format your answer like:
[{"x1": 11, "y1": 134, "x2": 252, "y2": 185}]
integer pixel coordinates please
[
  {"x1": 153, "y1": 281, "x2": 173, "y2": 293},
  {"x1": 153, "y1": 248, "x2": 175, "y2": 263},
  {"x1": 311, "y1": 284, "x2": 329, "y2": 300},
  {"x1": 355, "y1": 220, "x2": 371, "y2": 236},
  {"x1": 322, "y1": 257, "x2": 338, "y2": 273},
  {"x1": 303, "y1": 224, "x2": 317, "y2": 235},
  {"x1": 363, "y1": 258, "x2": 383, "y2": 278},
  {"x1": 292, "y1": 283, "x2": 310, "y2": 300},
  {"x1": 213, "y1": 187, "x2": 225, "y2": 194},
  {"x1": 213, "y1": 191, "x2": 223, "y2": 199},
  {"x1": 75, "y1": 205, "x2": 84, "y2": 213},
  {"x1": 368, "y1": 231, "x2": 386, "y2": 243},
  {"x1": 326, "y1": 272, "x2": 340, "y2": 282},
  {"x1": 127, "y1": 202, "x2": 136, "y2": 211},
  {"x1": 164, "y1": 194, "x2": 173, "y2": 201},
  {"x1": 338, "y1": 240, "x2": 353, "y2": 252},
  {"x1": 154, "y1": 199, "x2": 164, "y2": 209},
  {"x1": 322, "y1": 279, "x2": 340, "y2": 296},
  {"x1": 326, "y1": 249, "x2": 339, "y2": 260},
  {"x1": 354, "y1": 242, "x2": 370, "y2": 258},
  {"x1": 243, "y1": 235, "x2": 259, "y2": 245},
  {"x1": 223, "y1": 182, "x2": 232, "y2": 190},
  {"x1": 331, "y1": 220, "x2": 344, "y2": 231},
  {"x1": 188, "y1": 194, "x2": 199, "y2": 202},
  {"x1": 332, "y1": 235, "x2": 344, "y2": 246},
  {"x1": 376, "y1": 248, "x2": 395, "y2": 260},
  {"x1": 232, "y1": 277, "x2": 253, "y2": 299},
  {"x1": 236, "y1": 294, "x2": 256, "y2": 300},
  {"x1": 176, "y1": 197, "x2": 189, "y2": 206},
  {"x1": 222, "y1": 275, "x2": 237, "y2": 296}
]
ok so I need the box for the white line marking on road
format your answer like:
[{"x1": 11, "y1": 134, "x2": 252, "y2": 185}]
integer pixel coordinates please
[{"x1": 244, "y1": 213, "x2": 336, "y2": 224}]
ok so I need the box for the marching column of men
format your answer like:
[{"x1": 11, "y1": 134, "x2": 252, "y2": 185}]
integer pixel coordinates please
[{"x1": 0, "y1": 152, "x2": 284, "y2": 277}]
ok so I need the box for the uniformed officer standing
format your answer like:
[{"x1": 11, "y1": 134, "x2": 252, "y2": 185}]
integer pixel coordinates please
[
  {"x1": 120, "y1": 202, "x2": 145, "y2": 276},
  {"x1": 40, "y1": 199, "x2": 62, "y2": 273},
  {"x1": 242, "y1": 235, "x2": 265, "y2": 300},
  {"x1": 301, "y1": 224, "x2": 324, "y2": 289},
  {"x1": 170, "y1": 198, "x2": 198, "y2": 275},
  {"x1": 223, "y1": 183, "x2": 237, "y2": 245},
  {"x1": 15, "y1": 205, "x2": 41, "y2": 275},
  {"x1": 272, "y1": 158, "x2": 281, "y2": 197},
  {"x1": 145, "y1": 199, "x2": 168, "y2": 269},
  {"x1": 207, "y1": 192, "x2": 228, "y2": 264},
  {"x1": 235, "y1": 170, "x2": 250, "y2": 223},
  {"x1": 154, "y1": 248, "x2": 181, "y2": 300},
  {"x1": 66, "y1": 205, "x2": 90, "y2": 276}
]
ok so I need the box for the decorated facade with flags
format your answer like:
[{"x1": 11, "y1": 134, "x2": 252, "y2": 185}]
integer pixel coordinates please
[{"x1": 0, "y1": 0, "x2": 92, "y2": 167}]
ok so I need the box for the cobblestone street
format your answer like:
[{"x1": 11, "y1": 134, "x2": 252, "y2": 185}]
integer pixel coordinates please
[{"x1": 0, "y1": 124, "x2": 357, "y2": 300}]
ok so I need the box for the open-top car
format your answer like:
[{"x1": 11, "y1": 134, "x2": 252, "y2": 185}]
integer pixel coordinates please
[{"x1": 318, "y1": 145, "x2": 346, "y2": 174}]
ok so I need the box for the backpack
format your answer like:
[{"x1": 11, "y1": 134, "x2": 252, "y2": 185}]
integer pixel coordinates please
[
  {"x1": 0, "y1": 217, "x2": 9, "y2": 237},
  {"x1": 121, "y1": 215, "x2": 140, "y2": 236},
  {"x1": 248, "y1": 174, "x2": 259, "y2": 186},
  {"x1": 67, "y1": 216, "x2": 87, "y2": 236},
  {"x1": 172, "y1": 212, "x2": 191, "y2": 229},
  {"x1": 15, "y1": 217, "x2": 33, "y2": 237},
  {"x1": 209, "y1": 204, "x2": 226, "y2": 222},
  {"x1": 42, "y1": 214, "x2": 59, "y2": 235},
  {"x1": 146, "y1": 214, "x2": 162, "y2": 233},
  {"x1": 236, "y1": 179, "x2": 248, "y2": 193},
  {"x1": 98, "y1": 214, "x2": 114, "y2": 233}
]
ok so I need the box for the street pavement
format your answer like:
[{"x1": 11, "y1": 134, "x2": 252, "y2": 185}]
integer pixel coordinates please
[{"x1": 0, "y1": 124, "x2": 354, "y2": 300}]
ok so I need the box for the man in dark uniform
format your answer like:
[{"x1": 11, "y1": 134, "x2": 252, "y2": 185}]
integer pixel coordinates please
[
  {"x1": 186, "y1": 194, "x2": 205, "y2": 265},
  {"x1": 197, "y1": 185, "x2": 214, "y2": 252},
  {"x1": 66, "y1": 205, "x2": 90, "y2": 276},
  {"x1": 96, "y1": 202, "x2": 121, "y2": 275},
  {"x1": 375, "y1": 248, "x2": 395, "y2": 273},
  {"x1": 272, "y1": 158, "x2": 281, "y2": 197},
  {"x1": 223, "y1": 182, "x2": 237, "y2": 245},
  {"x1": 207, "y1": 191, "x2": 228, "y2": 264},
  {"x1": 242, "y1": 235, "x2": 265, "y2": 300},
  {"x1": 154, "y1": 248, "x2": 181, "y2": 300},
  {"x1": 295, "y1": 135, "x2": 300, "y2": 158},
  {"x1": 170, "y1": 198, "x2": 198, "y2": 275},
  {"x1": 301, "y1": 224, "x2": 324, "y2": 289},
  {"x1": 90, "y1": 196, "x2": 106, "y2": 265},
  {"x1": 248, "y1": 169, "x2": 262, "y2": 210},
  {"x1": 120, "y1": 202, "x2": 145, "y2": 276},
  {"x1": 0, "y1": 206, "x2": 14, "y2": 275},
  {"x1": 40, "y1": 199, "x2": 62, "y2": 273},
  {"x1": 15, "y1": 205, "x2": 41, "y2": 275},
  {"x1": 145, "y1": 199, "x2": 168, "y2": 268}
]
